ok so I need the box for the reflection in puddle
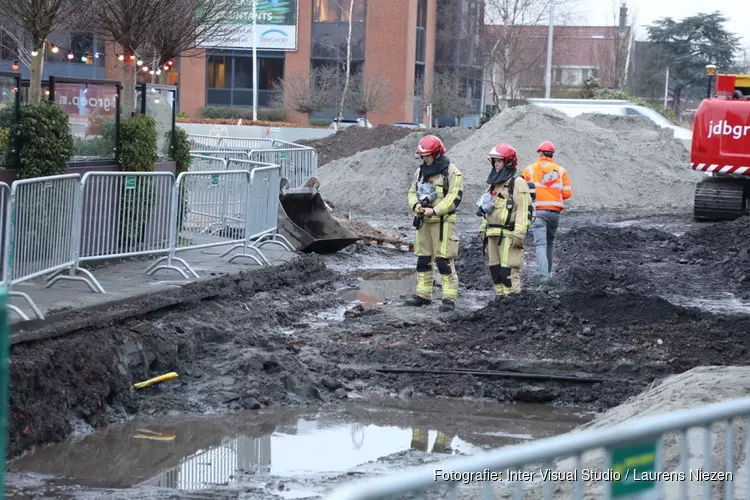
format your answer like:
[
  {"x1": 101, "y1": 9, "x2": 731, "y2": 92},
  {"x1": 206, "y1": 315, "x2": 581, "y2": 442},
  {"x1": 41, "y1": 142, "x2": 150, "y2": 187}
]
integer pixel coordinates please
[
  {"x1": 340, "y1": 268, "x2": 417, "y2": 306},
  {"x1": 9, "y1": 400, "x2": 590, "y2": 493}
]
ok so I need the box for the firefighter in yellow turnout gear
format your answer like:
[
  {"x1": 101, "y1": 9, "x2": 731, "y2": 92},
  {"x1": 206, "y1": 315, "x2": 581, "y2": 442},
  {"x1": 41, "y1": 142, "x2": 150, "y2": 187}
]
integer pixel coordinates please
[
  {"x1": 405, "y1": 135, "x2": 464, "y2": 313},
  {"x1": 477, "y1": 144, "x2": 533, "y2": 298},
  {"x1": 410, "y1": 428, "x2": 454, "y2": 454}
]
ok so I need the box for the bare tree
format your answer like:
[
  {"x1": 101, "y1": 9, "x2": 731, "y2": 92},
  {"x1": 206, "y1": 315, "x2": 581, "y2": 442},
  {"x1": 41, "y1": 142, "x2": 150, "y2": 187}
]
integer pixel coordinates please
[
  {"x1": 93, "y1": 0, "x2": 234, "y2": 115},
  {"x1": 345, "y1": 70, "x2": 393, "y2": 123},
  {"x1": 482, "y1": 0, "x2": 580, "y2": 108},
  {"x1": 335, "y1": 0, "x2": 354, "y2": 126},
  {"x1": 0, "y1": 0, "x2": 90, "y2": 103},
  {"x1": 272, "y1": 67, "x2": 339, "y2": 120},
  {"x1": 596, "y1": 0, "x2": 635, "y2": 89},
  {"x1": 422, "y1": 72, "x2": 470, "y2": 126}
]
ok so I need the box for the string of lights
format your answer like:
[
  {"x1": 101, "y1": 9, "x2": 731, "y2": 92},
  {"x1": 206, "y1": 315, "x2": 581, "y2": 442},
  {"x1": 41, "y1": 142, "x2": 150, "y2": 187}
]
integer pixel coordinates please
[{"x1": 10, "y1": 40, "x2": 175, "y2": 76}]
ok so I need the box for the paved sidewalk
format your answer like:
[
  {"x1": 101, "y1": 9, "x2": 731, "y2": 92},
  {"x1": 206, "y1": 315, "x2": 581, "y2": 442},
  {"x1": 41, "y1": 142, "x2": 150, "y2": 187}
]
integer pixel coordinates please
[{"x1": 9, "y1": 245, "x2": 296, "y2": 324}]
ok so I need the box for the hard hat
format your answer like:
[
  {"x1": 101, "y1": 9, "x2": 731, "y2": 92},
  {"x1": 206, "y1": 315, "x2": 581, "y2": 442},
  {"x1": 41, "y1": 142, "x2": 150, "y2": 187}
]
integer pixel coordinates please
[
  {"x1": 537, "y1": 140, "x2": 555, "y2": 153},
  {"x1": 487, "y1": 143, "x2": 518, "y2": 168},
  {"x1": 415, "y1": 135, "x2": 446, "y2": 160}
]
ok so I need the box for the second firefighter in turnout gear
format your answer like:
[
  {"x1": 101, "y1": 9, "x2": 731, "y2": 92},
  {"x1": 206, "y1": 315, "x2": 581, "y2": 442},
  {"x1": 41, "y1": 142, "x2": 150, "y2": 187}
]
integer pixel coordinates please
[
  {"x1": 476, "y1": 144, "x2": 533, "y2": 298},
  {"x1": 405, "y1": 135, "x2": 464, "y2": 312},
  {"x1": 521, "y1": 140, "x2": 572, "y2": 285}
]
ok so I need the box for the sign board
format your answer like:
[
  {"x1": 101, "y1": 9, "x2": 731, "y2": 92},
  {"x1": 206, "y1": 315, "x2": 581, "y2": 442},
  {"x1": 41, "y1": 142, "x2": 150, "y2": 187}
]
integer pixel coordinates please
[
  {"x1": 125, "y1": 176, "x2": 137, "y2": 190},
  {"x1": 609, "y1": 440, "x2": 659, "y2": 499},
  {"x1": 200, "y1": 0, "x2": 298, "y2": 51},
  {"x1": 211, "y1": 174, "x2": 220, "y2": 186},
  {"x1": 279, "y1": 151, "x2": 288, "y2": 160}
]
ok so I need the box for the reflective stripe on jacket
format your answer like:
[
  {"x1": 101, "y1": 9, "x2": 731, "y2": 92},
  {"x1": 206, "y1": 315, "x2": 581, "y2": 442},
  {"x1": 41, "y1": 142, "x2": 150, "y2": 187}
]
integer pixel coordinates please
[
  {"x1": 479, "y1": 177, "x2": 531, "y2": 237},
  {"x1": 521, "y1": 157, "x2": 572, "y2": 211}
]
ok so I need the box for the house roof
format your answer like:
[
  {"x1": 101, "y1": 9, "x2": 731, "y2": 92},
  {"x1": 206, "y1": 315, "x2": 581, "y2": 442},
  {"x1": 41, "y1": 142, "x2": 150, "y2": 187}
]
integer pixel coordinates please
[{"x1": 483, "y1": 24, "x2": 631, "y2": 68}]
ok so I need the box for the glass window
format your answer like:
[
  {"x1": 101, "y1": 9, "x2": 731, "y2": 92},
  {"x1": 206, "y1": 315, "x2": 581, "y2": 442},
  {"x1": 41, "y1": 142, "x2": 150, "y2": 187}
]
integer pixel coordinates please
[
  {"x1": 313, "y1": 0, "x2": 340, "y2": 22},
  {"x1": 414, "y1": 64, "x2": 425, "y2": 96},
  {"x1": 342, "y1": 0, "x2": 365, "y2": 22},
  {"x1": 207, "y1": 55, "x2": 229, "y2": 88},
  {"x1": 70, "y1": 32, "x2": 94, "y2": 64},
  {"x1": 0, "y1": 32, "x2": 19, "y2": 60},
  {"x1": 417, "y1": 0, "x2": 427, "y2": 28},
  {"x1": 234, "y1": 57, "x2": 253, "y2": 88},
  {"x1": 259, "y1": 58, "x2": 284, "y2": 90},
  {"x1": 416, "y1": 28, "x2": 425, "y2": 63}
]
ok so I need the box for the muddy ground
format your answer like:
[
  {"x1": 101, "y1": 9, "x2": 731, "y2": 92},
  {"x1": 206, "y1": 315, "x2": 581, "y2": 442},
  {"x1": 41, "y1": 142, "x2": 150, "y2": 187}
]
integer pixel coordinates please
[{"x1": 7, "y1": 211, "x2": 750, "y2": 498}]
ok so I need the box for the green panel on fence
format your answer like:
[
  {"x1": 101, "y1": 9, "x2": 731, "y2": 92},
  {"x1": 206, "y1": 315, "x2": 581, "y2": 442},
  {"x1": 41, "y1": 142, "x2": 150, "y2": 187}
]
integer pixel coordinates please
[
  {"x1": 280, "y1": 151, "x2": 288, "y2": 160},
  {"x1": 210, "y1": 174, "x2": 220, "y2": 186},
  {"x1": 609, "y1": 440, "x2": 658, "y2": 499},
  {"x1": 0, "y1": 286, "x2": 9, "y2": 497},
  {"x1": 125, "y1": 176, "x2": 137, "y2": 190}
]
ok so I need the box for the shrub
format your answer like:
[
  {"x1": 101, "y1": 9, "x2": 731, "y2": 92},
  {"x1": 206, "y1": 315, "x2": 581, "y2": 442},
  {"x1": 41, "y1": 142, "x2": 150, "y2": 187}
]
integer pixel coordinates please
[
  {"x1": 120, "y1": 114, "x2": 157, "y2": 172},
  {"x1": 0, "y1": 127, "x2": 10, "y2": 165},
  {"x1": 308, "y1": 118, "x2": 332, "y2": 127},
  {"x1": 197, "y1": 106, "x2": 287, "y2": 122},
  {"x1": 11, "y1": 101, "x2": 75, "y2": 179},
  {"x1": 171, "y1": 126, "x2": 191, "y2": 175}
]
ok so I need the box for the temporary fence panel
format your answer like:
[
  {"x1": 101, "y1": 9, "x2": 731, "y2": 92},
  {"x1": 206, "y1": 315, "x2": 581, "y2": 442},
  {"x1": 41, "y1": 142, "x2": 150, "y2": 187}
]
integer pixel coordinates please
[
  {"x1": 226, "y1": 158, "x2": 278, "y2": 173},
  {"x1": 190, "y1": 150, "x2": 251, "y2": 163},
  {"x1": 189, "y1": 154, "x2": 228, "y2": 173},
  {"x1": 211, "y1": 136, "x2": 278, "y2": 151},
  {"x1": 0, "y1": 285, "x2": 7, "y2": 497},
  {"x1": 247, "y1": 147, "x2": 317, "y2": 189},
  {"x1": 0, "y1": 183, "x2": 26, "y2": 321},
  {"x1": 188, "y1": 134, "x2": 223, "y2": 150},
  {"x1": 222, "y1": 165, "x2": 292, "y2": 265},
  {"x1": 327, "y1": 396, "x2": 750, "y2": 500},
  {"x1": 6, "y1": 174, "x2": 99, "y2": 319}
]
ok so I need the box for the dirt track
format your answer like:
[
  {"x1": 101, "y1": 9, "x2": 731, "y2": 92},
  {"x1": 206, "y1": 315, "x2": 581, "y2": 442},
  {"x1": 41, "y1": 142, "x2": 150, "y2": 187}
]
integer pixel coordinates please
[{"x1": 6, "y1": 211, "x2": 750, "y2": 497}]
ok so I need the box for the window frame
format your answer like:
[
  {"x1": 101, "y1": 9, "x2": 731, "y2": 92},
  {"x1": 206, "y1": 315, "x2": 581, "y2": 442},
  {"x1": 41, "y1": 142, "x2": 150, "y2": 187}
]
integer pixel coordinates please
[{"x1": 313, "y1": 0, "x2": 366, "y2": 23}]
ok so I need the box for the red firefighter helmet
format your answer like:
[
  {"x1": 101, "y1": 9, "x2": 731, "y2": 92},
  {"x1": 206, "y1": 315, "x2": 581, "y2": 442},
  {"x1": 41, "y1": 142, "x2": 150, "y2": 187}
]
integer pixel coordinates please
[
  {"x1": 415, "y1": 135, "x2": 446, "y2": 160},
  {"x1": 487, "y1": 143, "x2": 518, "y2": 169},
  {"x1": 537, "y1": 140, "x2": 555, "y2": 153}
]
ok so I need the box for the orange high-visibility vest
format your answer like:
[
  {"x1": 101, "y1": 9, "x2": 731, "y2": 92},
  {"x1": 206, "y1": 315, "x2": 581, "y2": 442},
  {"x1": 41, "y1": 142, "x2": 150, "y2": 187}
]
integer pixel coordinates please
[{"x1": 521, "y1": 157, "x2": 572, "y2": 211}]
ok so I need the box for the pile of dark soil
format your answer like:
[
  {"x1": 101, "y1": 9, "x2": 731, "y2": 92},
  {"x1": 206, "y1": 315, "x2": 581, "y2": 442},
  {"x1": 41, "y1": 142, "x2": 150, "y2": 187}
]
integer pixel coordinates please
[
  {"x1": 9, "y1": 256, "x2": 344, "y2": 458},
  {"x1": 297, "y1": 125, "x2": 413, "y2": 166}
]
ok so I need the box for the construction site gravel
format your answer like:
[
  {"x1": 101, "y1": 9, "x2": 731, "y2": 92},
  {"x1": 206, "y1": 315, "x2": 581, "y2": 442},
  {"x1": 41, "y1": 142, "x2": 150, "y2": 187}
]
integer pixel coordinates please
[{"x1": 7, "y1": 105, "x2": 750, "y2": 498}]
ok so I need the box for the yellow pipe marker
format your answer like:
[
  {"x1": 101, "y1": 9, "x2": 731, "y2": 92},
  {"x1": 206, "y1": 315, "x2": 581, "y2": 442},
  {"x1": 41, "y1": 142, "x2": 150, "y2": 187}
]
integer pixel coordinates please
[{"x1": 133, "y1": 372, "x2": 178, "y2": 389}]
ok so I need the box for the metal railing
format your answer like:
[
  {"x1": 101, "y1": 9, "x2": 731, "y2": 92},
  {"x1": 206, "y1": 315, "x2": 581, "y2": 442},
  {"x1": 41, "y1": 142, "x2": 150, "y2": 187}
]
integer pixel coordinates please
[
  {"x1": 188, "y1": 135, "x2": 278, "y2": 151},
  {"x1": 190, "y1": 150, "x2": 252, "y2": 163},
  {"x1": 2, "y1": 158, "x2": 291, "y2": 320},
  {"x1": 246, "y1": 148, "x2": 317, "y2": 189},
  {"x1": 327, "y1": 396, "x2": 750, "y2": 500},
  {"x1": 189, "y1": 154, "x2": 228, "y2": 172}
]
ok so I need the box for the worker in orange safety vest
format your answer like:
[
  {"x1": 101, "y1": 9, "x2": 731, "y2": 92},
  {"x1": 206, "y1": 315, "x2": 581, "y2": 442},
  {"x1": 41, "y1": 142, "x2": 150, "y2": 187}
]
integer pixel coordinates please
[{"x1": 521, "y1": 141, "x2": 572, "y2": 287}]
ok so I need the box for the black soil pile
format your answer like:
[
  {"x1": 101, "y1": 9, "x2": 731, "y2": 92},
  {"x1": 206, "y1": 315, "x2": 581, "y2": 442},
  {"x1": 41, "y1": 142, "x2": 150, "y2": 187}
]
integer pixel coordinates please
[{"x1": 297, "y1": 125, "x2": 413, "y2": 166}]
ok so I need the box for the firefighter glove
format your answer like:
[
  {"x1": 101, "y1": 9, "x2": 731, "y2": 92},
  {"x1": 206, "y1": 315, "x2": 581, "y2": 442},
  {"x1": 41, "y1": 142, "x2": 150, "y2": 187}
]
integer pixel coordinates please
[{"x1": 510, "y1": 232, "x2": 525, "y2": 249}]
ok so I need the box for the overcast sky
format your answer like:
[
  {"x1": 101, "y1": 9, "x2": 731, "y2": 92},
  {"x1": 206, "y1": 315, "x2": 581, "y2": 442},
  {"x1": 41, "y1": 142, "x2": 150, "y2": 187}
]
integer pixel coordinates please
[{"x1": 578, "y1": 0, "x2": 745, "y2": 44}]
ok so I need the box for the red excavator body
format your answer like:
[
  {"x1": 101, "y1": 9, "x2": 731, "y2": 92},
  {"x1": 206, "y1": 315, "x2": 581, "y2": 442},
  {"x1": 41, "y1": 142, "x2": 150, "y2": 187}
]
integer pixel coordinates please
[{"x1": 690, "y1": 73, "x2": 750, "y2": 221}]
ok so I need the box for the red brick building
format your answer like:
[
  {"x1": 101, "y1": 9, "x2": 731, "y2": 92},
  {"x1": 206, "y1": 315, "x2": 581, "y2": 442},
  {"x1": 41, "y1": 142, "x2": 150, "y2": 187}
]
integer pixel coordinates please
[
  {"x1": 174, "y1": 0, "x2": 439, "y2": 126},
  {"x1": 483, "y1": 7, "x2": 632, "y2": 106}
]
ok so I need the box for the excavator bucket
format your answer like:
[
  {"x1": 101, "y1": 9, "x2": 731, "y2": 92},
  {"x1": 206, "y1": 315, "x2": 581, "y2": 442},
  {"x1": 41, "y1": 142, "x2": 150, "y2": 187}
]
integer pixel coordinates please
[{"x1": 277, "y1": 177, "x2": 360, "y2": 254}]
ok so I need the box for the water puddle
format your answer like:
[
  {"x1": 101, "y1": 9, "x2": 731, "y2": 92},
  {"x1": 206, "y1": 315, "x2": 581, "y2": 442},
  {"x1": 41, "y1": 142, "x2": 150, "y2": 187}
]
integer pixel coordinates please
[
  {"x1": 8, "y1": 399, "x2": 590, "y2": 495},
  {"x1": 664, "y1": 293, "x2": 750, "y2": 315},
  {"x1": 339, "y1": 268, "x2": 417, "y2": 305}
]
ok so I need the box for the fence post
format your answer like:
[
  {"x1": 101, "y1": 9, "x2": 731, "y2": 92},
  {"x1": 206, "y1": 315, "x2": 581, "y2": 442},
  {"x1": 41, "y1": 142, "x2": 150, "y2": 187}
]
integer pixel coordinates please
[
  {"x1": 139, "y1": 82, "x2": 147, "y2": 115},
  {"x1": 12, "y1": 73, "x2": 20, "y2": 169},
  {"x1": 115, "y1": 84, "x2": 122, "y2": 162},
  {"x1": 48, "y1": 75, "x2": 55, "y2": 102},
  {"x1": 0, "y1": 285, "x2": 7, "y2": 496}
]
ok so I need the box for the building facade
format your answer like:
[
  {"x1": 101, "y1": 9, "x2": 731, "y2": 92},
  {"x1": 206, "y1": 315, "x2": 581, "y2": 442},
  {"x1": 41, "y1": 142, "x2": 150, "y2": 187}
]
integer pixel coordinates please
[{"x1": 178, "y1": 0, "x2": 439, "y2": 126}]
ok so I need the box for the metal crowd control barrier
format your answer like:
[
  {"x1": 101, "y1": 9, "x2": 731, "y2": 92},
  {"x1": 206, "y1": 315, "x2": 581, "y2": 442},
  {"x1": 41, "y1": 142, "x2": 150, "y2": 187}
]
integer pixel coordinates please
[
  {"x1": 190, "y1": 150, "x2": 252, "y2": 163},
  {"x1": 189, "y1": 154, "x2": 228, "y2": 172},
  {"x1": 247, "y1": 147, "x2": 317, "y2": 189},
  {"x1": 0, "y1": 182, "x2": 29, "y2": 321},
  {"x1": 225, "y1": 157, "x2": 278, "y2": 172},
  {"x1": 148, "y1": 170, "x2": 258, "y2": 276},
  {"x1": 188, "y1": 135, "x2": 279, "y2": 151},
  {"x1": 221, "y1": 165, "x2": 292, "y2": 265},
  {"x1": 327, "y1": 396, "x2": 750, "y2": 500},
  {"x1": 4, "y1": 174, "x2": 99, "y2": 320},
  {"x1": 47, "y1": 172, "x2": 194, "y2": 286}
]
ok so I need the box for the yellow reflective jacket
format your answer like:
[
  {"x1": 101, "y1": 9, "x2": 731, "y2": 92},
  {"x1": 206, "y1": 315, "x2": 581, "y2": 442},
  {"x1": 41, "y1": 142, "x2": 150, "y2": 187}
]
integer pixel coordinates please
[
  {"x1": 479, "y1": 176, "x2": 532, "y2": 238},
  {"x1": 407, "y1": 163, "x2": 463, "y2": 223}
]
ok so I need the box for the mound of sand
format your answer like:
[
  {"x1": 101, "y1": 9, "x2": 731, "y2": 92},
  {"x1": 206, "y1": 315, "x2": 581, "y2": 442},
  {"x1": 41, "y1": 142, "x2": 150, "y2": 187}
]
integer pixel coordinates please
[
  {"x1": 318, "y1": 128, "x2": 474, "y2": 215},
  {"x1": 322, "y1": 106, "x2": 701, "y2": 217},
  {"x1": 297, "y1": 125, "x2": 413, "y2": 166},
  {"x1": 446, "y1": 105, "x2": 700, "y2": 213}
]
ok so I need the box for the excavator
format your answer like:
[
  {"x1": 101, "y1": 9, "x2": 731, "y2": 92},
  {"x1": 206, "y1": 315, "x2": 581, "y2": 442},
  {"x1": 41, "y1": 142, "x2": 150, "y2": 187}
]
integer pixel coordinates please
[{"x1": 691, "y1": 71, "x2": 750, "y2": 221}]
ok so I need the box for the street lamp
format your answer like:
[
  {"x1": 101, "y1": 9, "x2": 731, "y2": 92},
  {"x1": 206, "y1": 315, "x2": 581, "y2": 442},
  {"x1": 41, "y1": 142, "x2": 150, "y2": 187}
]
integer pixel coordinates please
[{"x1": 706, "y1": 64, "x2": 717, "y2": 99}]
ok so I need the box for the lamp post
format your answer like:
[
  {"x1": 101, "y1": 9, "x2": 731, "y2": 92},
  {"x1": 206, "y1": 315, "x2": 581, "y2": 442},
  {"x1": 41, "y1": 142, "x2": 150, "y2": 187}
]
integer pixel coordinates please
[
  {"x1": 705, "y1": 64, "x2": 717, "y2": 99},
  {"x1": 544, "y1": 1, "x2": 554, "y2": 98}
]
